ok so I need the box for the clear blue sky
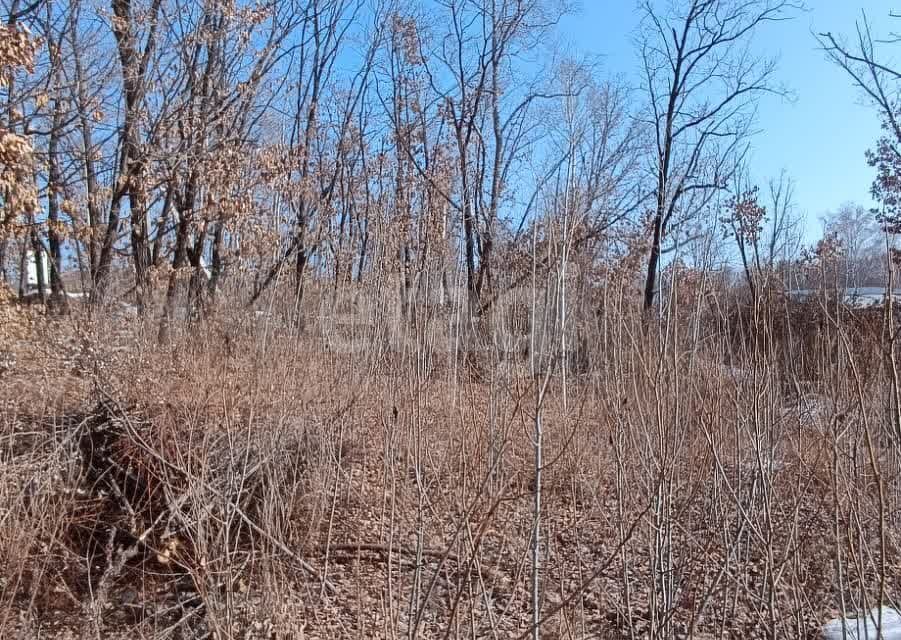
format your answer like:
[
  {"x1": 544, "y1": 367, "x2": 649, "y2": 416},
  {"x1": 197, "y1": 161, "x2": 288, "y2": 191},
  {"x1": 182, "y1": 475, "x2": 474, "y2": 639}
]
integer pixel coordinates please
[{"x1": 559, "y1": 1, "x2": 897, "y2": 240}]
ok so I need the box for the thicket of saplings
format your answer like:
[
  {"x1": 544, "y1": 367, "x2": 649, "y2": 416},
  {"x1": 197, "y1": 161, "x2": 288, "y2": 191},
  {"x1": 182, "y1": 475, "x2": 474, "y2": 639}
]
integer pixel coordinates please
[{"x1": 1, "y1": 262, "x2": 898, "y2": 639}]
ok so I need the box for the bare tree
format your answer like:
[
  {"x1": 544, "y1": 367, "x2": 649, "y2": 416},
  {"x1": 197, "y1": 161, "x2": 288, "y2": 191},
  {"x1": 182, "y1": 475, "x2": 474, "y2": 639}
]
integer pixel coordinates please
[
  {"x1": 247, "y1": 0, "x2": 384, "y2": 311},
  {"x1": 156, "y1": 0, "x2": 302, "y2": 340},
  {"x1": 765, "y1": 170, "x2": 801, "y2": 270},
  {"x1": 638, "y1": 0, "x2": 800, "y2": 311},
  {"x1": 65, "y1": 0, "x2": 115, "y2": 293},
  {"x1": 722, "y1": 180, "x2": 766, "y2": 304},
  {"x1": 39, "y1": 1, "x2": 73, "y2": 310},
  {"x1": 721, "y1": 167, "x2": 800, "y2": 303},
  {"x1": 819, "y1": 12, "x2": 901, "y2": 146},
  {"x1": 819, "y1": 13, "x2": 901, "y2": 238},
  {"x1": 821, "y1": 202, "x2": 884, "y2": 288},
  {"x1": 414, "y1": 0, "x2": 571, "y2": 313},
  {"x1": 104, "y1": 0, "x2": 166, "y2": 311}
]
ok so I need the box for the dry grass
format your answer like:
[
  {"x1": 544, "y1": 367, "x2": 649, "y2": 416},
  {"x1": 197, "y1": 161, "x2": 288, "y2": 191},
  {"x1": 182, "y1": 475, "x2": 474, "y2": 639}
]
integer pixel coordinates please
[{"x1": 1, "y1": 282, "x2": 900, "y2": 639}]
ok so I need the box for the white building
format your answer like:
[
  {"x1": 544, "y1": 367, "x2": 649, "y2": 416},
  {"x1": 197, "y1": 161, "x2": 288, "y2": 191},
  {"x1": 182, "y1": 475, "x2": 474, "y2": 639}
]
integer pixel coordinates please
[{"x1": 25, "y1": 249, "x2": 49, "y2": 295}]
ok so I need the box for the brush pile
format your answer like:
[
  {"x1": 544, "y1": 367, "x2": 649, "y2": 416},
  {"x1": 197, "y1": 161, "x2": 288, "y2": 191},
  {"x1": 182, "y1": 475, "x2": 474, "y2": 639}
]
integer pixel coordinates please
[{"x1": 1, "y1": 397, "x2": 324, "y2": 638}]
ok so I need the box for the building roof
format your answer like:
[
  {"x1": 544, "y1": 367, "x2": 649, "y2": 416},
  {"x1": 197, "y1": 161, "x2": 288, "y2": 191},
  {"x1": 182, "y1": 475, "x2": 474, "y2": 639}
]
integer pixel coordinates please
[{"x1": 786, "y1": 287, "x2": 901, "y2": 308}]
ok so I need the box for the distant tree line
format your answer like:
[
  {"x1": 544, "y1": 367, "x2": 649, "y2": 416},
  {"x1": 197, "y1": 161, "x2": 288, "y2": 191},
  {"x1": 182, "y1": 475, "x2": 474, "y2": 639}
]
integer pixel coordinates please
[{"x1": 0, "y1": 0, "x2": 898, "y2": 334}]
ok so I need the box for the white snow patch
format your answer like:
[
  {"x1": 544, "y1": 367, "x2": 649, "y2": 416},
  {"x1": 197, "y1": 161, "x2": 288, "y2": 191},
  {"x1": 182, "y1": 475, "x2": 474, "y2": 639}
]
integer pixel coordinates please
[{"x1": 822, "y1": 607, "x2": 901, "y2": 640}]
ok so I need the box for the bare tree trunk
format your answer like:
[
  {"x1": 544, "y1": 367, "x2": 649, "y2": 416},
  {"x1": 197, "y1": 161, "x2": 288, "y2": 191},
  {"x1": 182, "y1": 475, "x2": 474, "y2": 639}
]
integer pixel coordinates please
[
  {"x1": 151, "y1": 184, "x2": 174, "y2": 267},
  {"x1": 29, "y1": 225, "x2": 46, "y2": 303},
  {"x1": 110, "y1": 0, "x2": 162, "y2": 313},
  {"x1": 158, "y1": 208, "x2": 191, "y2": 344},
  {"x1": 187, "y1": 226, "x2": 209, "y2": 317},
  {"x1": 17, "y1": 239, "x2": 27, "y2": 298},
  {"x1": 639, "y1": 0, "x2": 794, "y2": 311},
  {"x1": 94, "y1": 196, "x2": 122, "y2": 303},
  {"x1": 0, "y1": 238, "x2": 8, "y2": 287},
  {"x1": 70, "y1": 20, "x2": 102, "y2": 286},
  {"x1": 294, "y1": 244, "x2": 308, "y2": 308},
  {"x1": 462, "y1": 198, "x2": 478, "y2": 310},
  {"x1": 46, "y1": 91, "x2": 67, "y2": 311},
  {"x1": 207, "y1": 222, "x2": 224, "y2": 302},
  {"x1": 643, "y1": 210, "x2": 664, "y2": 312}
]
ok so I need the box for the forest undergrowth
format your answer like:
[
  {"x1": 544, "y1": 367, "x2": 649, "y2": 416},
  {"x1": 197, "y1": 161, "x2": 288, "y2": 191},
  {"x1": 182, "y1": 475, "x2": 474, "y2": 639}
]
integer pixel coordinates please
[{"x1": 1, "y1": 286, "x2": 898, "y2": 640}]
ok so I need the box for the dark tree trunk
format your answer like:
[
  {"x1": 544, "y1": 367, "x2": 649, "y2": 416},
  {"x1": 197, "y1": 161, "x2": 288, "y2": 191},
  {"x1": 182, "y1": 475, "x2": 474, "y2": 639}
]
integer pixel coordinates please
[
  {"x1": 294, "y1": 245, "x2": 308, "y2": 307},
  {"x1": 47, "y1": 94, "x2": 67, "y2": 312},
  {"x1": 462, "y1": 201, "x2": 477, "y2": 309},
  {"x1": 110, "y1": 0, "x2": 160, "y2": 314},
  {"x1": 72, "y1": 34, "x2": 102, "y2": 286},
  {"x1": 29, "y1": 227, "x2": 47, "y2": 304},
  {"x1": 643, "y1": 212, "x2": 664, "y2": 312},
  {"x1": 0, "y1": 238, "x2": 8, "y2": 287},
  {"x1": 207, "y1": 222, "x2": 224, "y2": 302},
  {"x1": 158, "y1": 209, "x2": 191, "y2": 344}
]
